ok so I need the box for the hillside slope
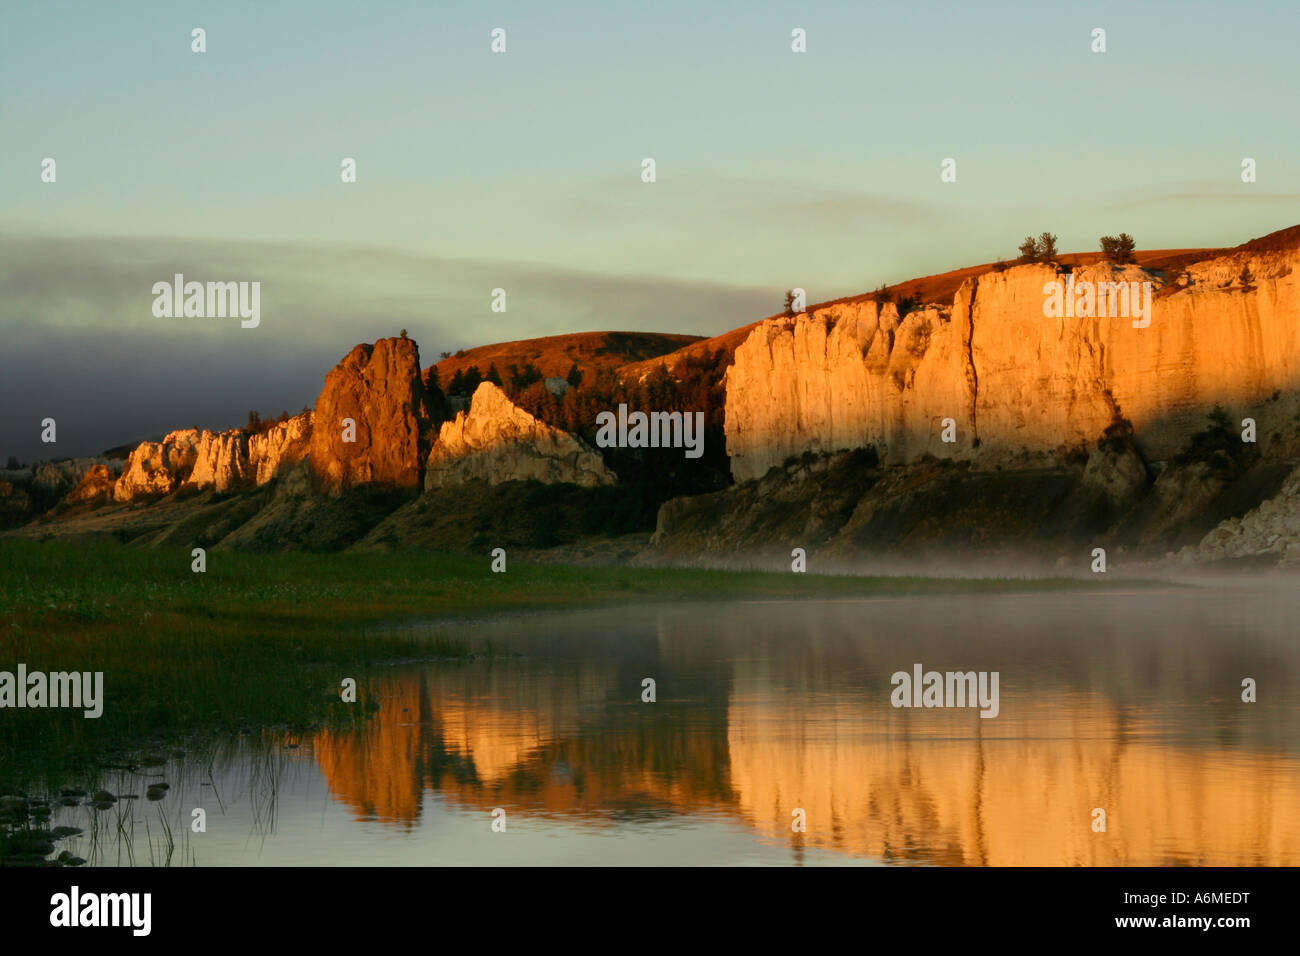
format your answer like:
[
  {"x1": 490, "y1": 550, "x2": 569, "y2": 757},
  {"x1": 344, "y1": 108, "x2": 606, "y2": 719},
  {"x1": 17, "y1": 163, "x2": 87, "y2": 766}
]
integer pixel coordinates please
[{"x1": 425, "y1": 330, "x2": 700, "y2": 388}]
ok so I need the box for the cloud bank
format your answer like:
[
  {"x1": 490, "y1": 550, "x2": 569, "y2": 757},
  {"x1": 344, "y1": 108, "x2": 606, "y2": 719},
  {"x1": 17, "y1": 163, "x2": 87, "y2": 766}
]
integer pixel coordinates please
[{"x1": 0, "y1": 235, "x2": 771, "y2": 462}]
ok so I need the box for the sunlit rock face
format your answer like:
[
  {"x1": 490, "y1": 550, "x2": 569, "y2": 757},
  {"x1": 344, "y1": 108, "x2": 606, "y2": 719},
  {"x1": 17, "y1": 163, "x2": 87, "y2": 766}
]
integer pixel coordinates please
[
  {"x1": 249, "y1": 412, "x2": 313, "y2": 485},
  {"x1": 64, "y1": 464, "x2": 118, "y2": 506},
  {"x1": 725, "y1": 301, "x2": 968, "y2": 482},
  {"x1": 725, "y1": 250, "x2": 1300, "y2": 482},
  {"x1": 308, "y1": 337, "x2": 432, "y2": 496},
  {"x1": 110, "y1": 413, "x2": 314, "y2": 502},
  {"x1": 113, "y1": 429, "x2": 201, "y2": 500},
  {"x1": 108, "y1": 336, "x2": 430, "y2": 502},
  {"x1": 188, "y1": 429, "x2": 252, "y2": 493},
  {"x1": 425, "y1": 382, "x2": 615, "y2": 489}
]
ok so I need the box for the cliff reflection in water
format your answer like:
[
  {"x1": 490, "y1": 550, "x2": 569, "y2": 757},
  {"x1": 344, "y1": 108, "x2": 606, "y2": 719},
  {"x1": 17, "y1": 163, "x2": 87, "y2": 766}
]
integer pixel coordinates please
[{"x1": 312, "y1": 591, "x2": 1300, "y2": 865}]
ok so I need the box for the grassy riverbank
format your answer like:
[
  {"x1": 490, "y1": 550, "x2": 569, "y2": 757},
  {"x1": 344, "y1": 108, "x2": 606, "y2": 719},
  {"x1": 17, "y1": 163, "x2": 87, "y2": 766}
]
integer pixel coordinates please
[
  {"x1": 1, "y1": 538, "x2": 1144, "y2": 634},
  {"x1": 0, "y1": 538, "x2": 1157, "y2": 785}
]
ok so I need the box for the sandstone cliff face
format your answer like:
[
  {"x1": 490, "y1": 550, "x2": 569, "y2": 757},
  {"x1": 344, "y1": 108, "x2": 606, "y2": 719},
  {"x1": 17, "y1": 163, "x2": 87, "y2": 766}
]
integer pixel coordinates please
[
  {"x1": 66, "y1": 464, "x2": 117, "y2": 505},
  {"x1": 114, "y1": 430, "x2": 201, "y2": 500},
  {"x1": 425, "y1": 382, "x2": 615, "y2": 488},
  {"x1": 725, "y1": 251, "x2": 1300, "y2": 482},
  {"x1": 107, "y1": 337, "x2": 428, "y2": 503},
  {"x1": 109, "y1": 413, "x2": 313, "y2": 502},
  {"x1": 725, "y1": 301, "x2": 973, "y2": 480},
  {"x1": 309, "y1": 337, "x2": 431, "y2": 495},
  {"x1": 248, "y1": 412, "x2": 313, "y2": 484},
  {"x1": 189, "y1": 430, "x2": 252, "y2": 492}
]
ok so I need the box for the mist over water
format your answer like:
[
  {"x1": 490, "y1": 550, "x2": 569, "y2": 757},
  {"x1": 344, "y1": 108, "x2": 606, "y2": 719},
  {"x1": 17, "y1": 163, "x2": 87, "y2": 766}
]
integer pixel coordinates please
[{"x1": 43, "y1": 585, "x2": 1300, "y2": 866}]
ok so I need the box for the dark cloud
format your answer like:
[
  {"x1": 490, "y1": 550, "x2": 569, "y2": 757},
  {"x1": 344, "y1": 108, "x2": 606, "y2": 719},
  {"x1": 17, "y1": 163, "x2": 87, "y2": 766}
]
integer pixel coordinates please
[{"x1": 0, "y1": 235, "x2": 771, "y2": 462}]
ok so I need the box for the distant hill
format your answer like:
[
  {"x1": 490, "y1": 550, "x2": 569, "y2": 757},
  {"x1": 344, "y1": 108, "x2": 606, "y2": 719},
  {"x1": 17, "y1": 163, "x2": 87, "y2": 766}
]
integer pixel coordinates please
[
  {"x1": 424, "y1": 330, "x2": 701, "y2": 387},
  {"x1": 618, "y1": 322, "x2": 762, "y2": 381}
]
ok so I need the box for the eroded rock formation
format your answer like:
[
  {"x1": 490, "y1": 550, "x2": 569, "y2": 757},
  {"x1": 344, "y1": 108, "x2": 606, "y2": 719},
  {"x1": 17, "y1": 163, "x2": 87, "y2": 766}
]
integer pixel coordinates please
[
  {"x1": 426, "y1": 382, "x2": 615, "y2": 488},
  {"x1": 308, "y1": 337, "x2": 431, "y2": 495},
  {"x1": 249, "y1": 412, "x2": 313, "y2": 484},
  {"x1": 725, "y1": 250, "x2": 1300, "y2": 482},
  {"x1": 189, "y1": 429, "x2": 252, "y2": 493},
  {"x1": 107, "y1": 337, "x2": 430, "y2": 503},
  {"x1": 66, "y1": 464, "x2": 118, "y2": 505},
  {"x1": 114, "y1": 430, "x2": 201, "y2": 500},
  {"x1": 108, "y1": 413, "x2": 313, "y2": 502}
]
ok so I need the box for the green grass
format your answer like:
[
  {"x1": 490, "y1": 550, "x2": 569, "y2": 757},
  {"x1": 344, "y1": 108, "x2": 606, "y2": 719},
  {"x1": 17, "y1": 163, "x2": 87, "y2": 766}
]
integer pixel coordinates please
[
  {"x1": 0, "y1": 537, "x2": 1158, "y2": 788},
  {"x1": 1, "y1": 537, "x2": 1146, "y2": 631}
]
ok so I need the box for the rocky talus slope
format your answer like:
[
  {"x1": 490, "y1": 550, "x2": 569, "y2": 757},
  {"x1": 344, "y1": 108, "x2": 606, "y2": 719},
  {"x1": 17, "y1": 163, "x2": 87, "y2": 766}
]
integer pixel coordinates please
[{"x1": 1177, "y1": 465, "x2": 1300, "y2": 565}]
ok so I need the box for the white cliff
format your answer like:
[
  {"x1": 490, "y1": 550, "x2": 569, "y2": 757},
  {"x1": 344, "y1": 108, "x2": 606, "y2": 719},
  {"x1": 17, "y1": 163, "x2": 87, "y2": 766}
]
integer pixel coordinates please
[
  {"x1": 110, "y1": 413, "x2": 313, "y2": 501},
  {"x1": 113, "y1": 430, "x2": 202, "y2": 500},
  {"x1": 725, "y1": 249, "x2": 1300, "y2": 482},
  {"x1": 426, "y1": 382, "x2": 615, "y2": 488},
  {"x1": 249, "y1": 412, "x2": 313, "y2": 484},
  {"x1": 189, "y1": 430, "x2": 252, "y2": 492}
]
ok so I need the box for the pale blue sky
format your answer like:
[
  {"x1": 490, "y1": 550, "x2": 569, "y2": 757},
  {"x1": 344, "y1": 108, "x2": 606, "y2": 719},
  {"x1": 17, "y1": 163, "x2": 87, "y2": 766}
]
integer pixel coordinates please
[{"x1": 2, "y1": 0, "x2": 1298, "y2": 458}]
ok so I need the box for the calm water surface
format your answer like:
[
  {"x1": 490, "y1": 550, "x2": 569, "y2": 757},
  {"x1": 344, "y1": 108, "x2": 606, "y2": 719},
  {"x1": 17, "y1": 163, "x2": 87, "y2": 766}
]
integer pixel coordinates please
[{"x1": 59, "y1": 588, "x2": 1300, "y2": 865}]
